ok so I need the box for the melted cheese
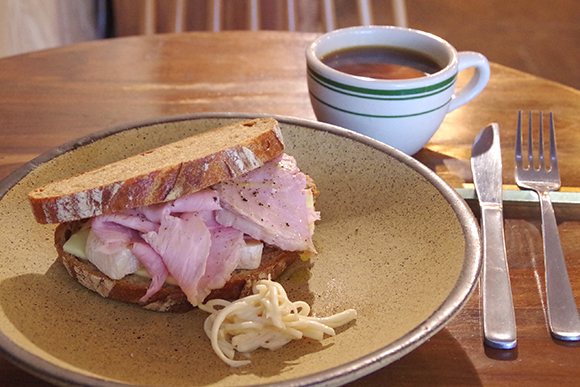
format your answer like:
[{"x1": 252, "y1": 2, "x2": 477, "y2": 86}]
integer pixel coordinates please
[{"x1": 62, "y1": 227, "x2": 90, "y2": 259}]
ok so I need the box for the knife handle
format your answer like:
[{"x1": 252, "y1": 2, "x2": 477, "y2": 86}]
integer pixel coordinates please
[{"x1": 481, "y1": 206, "x2": 517, "y2": 349}]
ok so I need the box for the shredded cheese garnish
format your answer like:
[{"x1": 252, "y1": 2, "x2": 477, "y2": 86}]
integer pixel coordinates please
[{"x1": 199, "y1": 277, "x2": 357, "y2": 367}]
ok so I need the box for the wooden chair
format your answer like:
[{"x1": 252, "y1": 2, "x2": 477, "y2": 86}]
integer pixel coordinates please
[{"x1": 112, "y1": 0, "x2": 407, "y2": 36}]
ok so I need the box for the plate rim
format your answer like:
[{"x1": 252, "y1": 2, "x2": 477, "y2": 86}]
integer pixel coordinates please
[{"x1": 0, "y1": 112, "x2": 482, "y2": 387}]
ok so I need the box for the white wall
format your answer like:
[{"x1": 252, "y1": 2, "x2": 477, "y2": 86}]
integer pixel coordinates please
[{"x1": 0, "y1": 0, "x2": 100, "y2": 58}]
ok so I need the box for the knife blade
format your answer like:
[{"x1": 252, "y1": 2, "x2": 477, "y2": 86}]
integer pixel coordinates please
[{"x1": 471, "y1": 123, "x2": 517, "y2": 349}]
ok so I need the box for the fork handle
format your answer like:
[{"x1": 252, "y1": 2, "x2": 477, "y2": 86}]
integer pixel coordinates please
[
  {"x1": 481, "y1": 206, "x2": 517, "y2": 349},
  {"x1": 539, "y1": 191, "x2": 580, "y2": 341}
]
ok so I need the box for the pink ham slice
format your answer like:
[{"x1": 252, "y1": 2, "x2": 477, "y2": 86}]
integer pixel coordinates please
[
  {"x1": 85, "y1": 156, "x2": 319, "y2": 305},
  {"x1": 131, "y1": 241, "x2": 169, "y2": 302},
  {"x1": 190, "y1": 215, "x2": 245, "y2": 299},
  {"x1": 142, "y1": 211, "x2": 212, "y2": 305},
  {"x1": 90, "y1": 218, "x2": 136, "y2": 253},
  {"x1": 141, "y1": 211, "x2": 244, "y2": 306},
  {"x1": 91, "y1": 212, "x2": 158, "y2": 236},
  {"x1": 88, "y1": 214, "x2": 151, "y2": 280},
  {"x1": 137, "y1": 189, "x2": 221, "y2": 223},
  {"x1": 214, "y1": 154, "x2": 319, "y2": 253},
  {"x1": 85, "y1": 225, "x2": 140, "y2": 280},
  {"x1": 89, "y1": 189, "x2": 232, "y2": 305}
]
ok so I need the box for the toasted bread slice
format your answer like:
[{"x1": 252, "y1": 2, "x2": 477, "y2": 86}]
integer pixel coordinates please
[
  {"x1": 29, "y1": 118, "x2": 284, "y2": 224},
  {"x1": 55, "y1": 221, "x2": 299, "y2": 312}
]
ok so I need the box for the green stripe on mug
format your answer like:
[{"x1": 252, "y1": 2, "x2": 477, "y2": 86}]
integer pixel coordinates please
[
  {"x1": 309, "y1": 91, "x2": 452, "y2": 118},
  {"x1": 307, "y1": 66, "x2": 457, "y2": 97},
  {"x1": 308, "y1": 68, "x2": 456, "y2": 101}
]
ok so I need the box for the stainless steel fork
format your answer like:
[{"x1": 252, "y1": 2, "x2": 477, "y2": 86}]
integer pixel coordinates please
[{"x1": 515, "y1": 111, "x2": 580, "y2": 341}]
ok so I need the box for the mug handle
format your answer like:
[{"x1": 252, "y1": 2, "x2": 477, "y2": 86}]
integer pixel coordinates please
[{"x1": 448, "y1": 52, "x2": 491, "y2": 112}]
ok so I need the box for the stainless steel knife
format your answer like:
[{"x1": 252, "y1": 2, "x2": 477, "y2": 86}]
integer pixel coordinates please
[{"x1": 471, "y1": 123, "x2": 517, "y2": 349}]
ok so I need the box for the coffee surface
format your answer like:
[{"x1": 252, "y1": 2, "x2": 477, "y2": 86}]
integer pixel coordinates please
[{"x1": 321, "y1": 46, "x2": 443, "y2": 80}]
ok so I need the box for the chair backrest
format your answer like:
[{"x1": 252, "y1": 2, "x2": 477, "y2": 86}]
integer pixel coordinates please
[{"x1": 113, "y1": 0, "x2": 406, "y2": 36}]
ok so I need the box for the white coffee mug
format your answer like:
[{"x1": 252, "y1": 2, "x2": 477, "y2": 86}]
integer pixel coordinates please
[{"x1": 306, "y1": 26, "x2": 490, "y2": 155}]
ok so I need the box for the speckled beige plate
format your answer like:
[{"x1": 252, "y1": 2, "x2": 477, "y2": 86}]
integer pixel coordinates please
[{"x1": 0, "y1": 113, "x2": 481, "y2": 387}]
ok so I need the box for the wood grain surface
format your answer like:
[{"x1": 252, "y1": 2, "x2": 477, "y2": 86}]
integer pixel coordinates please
[{"x1": 1, "y1": 31, "x2": 580, "y2": 386}]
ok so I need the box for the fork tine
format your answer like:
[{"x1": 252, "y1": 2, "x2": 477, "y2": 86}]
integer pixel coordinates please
[
  {"x1": 539, "y1": 111, "x2": 547, "y2": 170},
  {"x1": 528, "y1": 111, "x2": 535, "y2": 170},
  {"x1": 515, "y1": 111, "x2": 523, "y2": 169},
  {"x1": 549, "y1": 112, "x2": 559, "y2": 172}
]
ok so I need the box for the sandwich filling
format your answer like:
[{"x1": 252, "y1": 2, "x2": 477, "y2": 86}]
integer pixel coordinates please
[{"x1": 63, "y1": 154, "x2": 319, "y2": 306}]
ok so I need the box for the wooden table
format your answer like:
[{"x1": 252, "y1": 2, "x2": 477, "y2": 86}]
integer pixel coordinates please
[{"x1": 2, "y1": 31, "x2": 580, "y2": 386}]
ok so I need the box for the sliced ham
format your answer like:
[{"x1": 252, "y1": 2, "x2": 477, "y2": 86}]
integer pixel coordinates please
[
  {"x1": 214, "y1": 154, "x2": 319, "y2": 253},
  {"x1": 131, "y1": 241, "x2": 169, "y2": 302},
  {"x1": 82, "y1": 155, "x2": 319, "y2": 306},
  {"x1": 170, "y1": 190, "x2": 221, "y2": 213},
  {"x1": 142, "y1": 211, "x2": 212, "y2": 305},
  {"x1": 92, "y1": 212, "x2": 158, "y2": 235},
  {"x1": 134, "y1": 188, "x2": 221, "y2": 223},
  {"x1": 85, "y1": 227, "x2": 140, "y2": 280},
  {"x1": 195, "y1": 221, "x2": 245, "y2": 297}
]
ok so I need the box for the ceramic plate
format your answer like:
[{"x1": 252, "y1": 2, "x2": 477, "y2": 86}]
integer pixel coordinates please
[{"x1": 0, "y1": 113, "x2": 481, "y2": 387}]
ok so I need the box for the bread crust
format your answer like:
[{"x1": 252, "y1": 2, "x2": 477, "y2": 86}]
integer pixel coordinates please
[
  {"x1": 55, "y1": 221, "x2": 299, "y2": 313},
  {"x1": 30, "y1": 118, "x2": 284, "y2": 224}
]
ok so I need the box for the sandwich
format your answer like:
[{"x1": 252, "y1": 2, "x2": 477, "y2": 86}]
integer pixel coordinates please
[{"x1": 28, "y1": 118, "x2": 320, "y2": 312}]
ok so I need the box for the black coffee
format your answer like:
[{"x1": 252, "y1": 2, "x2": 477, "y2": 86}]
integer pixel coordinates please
[{"x1": 321, "y1": 46, "x2": 443, "y2": 80}]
